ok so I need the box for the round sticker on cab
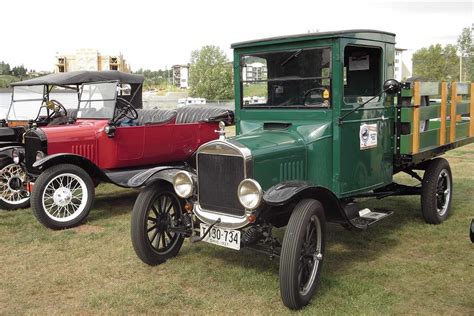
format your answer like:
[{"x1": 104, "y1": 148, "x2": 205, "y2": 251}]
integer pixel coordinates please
[{"x1": 323, "y1": 89, "x2": 330, "y2": 99}]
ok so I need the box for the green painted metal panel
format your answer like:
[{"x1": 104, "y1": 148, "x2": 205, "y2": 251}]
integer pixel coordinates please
[
  {"x1": 456, "y1": 122, "x2": 470, "y2": 138},
  {"x1": 401, "y1": 87, "x2": 412, "y2": 97},
  {"x1": 231, "y1": 30, "x2": 395, "y2": 49},
  {"x1": 456, "y1": 102, "x2": 470, "y2": 115},
  {"x1": 420, "y1": 129, "x2": 440, "y2": 150},
  {"x1": 420, "y1": 105, "x2": 441, "y2": 121},
  {"x1": 336, "y1": 38, "x2": 394, "y2": 197},
  {"x1": 400, "y1": 134, "x2": 412, "y2": 153}
]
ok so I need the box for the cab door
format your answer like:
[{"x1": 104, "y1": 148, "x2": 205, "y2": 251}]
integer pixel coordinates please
[{"x1": 336, "y1": 42, "x2": 394, "y2": 196}]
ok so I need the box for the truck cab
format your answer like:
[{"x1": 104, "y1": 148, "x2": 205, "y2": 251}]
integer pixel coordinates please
[{"x1": 233, "y1": 30, "x2": 395, "y2": 199}]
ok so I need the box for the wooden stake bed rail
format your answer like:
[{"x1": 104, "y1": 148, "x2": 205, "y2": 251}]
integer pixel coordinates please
[{"x1": 396, "y1": 81, "x2": 474, "y2": 166}]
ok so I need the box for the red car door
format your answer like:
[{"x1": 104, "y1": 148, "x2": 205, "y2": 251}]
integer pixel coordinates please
[
  {"x1": 114, "y1": 125, "x2": 145, "y2": 162},
  {"x1": 142, "y1": 123, "x2": 175, "y2": 164}
]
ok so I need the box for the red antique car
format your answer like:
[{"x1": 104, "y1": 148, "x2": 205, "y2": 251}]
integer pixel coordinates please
[{"x1": 22, "y1": 73, "x2": 232, "y2": 229}]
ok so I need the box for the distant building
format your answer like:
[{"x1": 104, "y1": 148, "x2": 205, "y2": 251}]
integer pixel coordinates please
[
  {"x1": 242, "y1": 62, "x2": 267, "y2": 81},
  {"x1": 394, "y1": 48, "x2": 412, "y2": 81},
  {"x1": 172, "y1": 64, "x2": 189, "y2": 89},
  {"x1": 54, "y1": 49, "x2": 131, "y2": 73}
]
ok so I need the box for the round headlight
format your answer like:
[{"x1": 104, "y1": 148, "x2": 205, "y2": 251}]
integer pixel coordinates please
[
  {"x1": 237, "y1": 179, "x2": 263, "y2": 210},
  {"x1": 35, "y1": 151, "x2": 45, "y2": 161},
  {"x1": 12, "y1": 149, "x2": 20, "y2": 164},
  {"x1": 173, "y1": 171, "x2": 194, "y2": 198}
]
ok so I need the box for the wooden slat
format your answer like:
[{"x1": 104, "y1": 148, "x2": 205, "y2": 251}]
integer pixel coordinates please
[
  {"x1": 412, "y1": 81, "x2": 421, "y2": 153},
  {"x1": 449, "y1": 82, "x2": 458, "y2": 143},
  {"x1": 439, "y1": 82, "x2": 447, "y2": 145},
  {"x1": 470, "y1": 83, "x2": 474, "y2": 137}
]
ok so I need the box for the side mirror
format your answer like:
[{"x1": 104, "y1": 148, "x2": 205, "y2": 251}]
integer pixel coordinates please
[{"x1": 383, "y1": 79, "x2": 401, "y2": 95}]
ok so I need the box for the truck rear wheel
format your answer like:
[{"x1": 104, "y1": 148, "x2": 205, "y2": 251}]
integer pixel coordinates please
[
  {"x1": 31, "y1": 163, "x2": 95, "y2": 229},
  {"x1": 0, "y1": 163, "x2": 30, "y2": 210},
  {"x1": 279, "y1": 199, "x2": 326, "y2": 310},
  {"x1": 131, "y1": 184, "x2": 184, "y2": 265},
  {"x1": 421, "y1": 158, "x2": 452, "y2": 224}
]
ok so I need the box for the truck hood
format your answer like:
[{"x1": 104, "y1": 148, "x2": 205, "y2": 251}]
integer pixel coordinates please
[
  {"x1": 230, "y1": 121, "x2": 332, "y2": 190},
  {"x1": 232, "y1": 128, "x2": 306, "y2": 190}
]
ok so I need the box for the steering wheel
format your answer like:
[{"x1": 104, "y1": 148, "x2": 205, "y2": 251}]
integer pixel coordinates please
[
  {"x1": 116, "y1": 97, "x2": 138, "y2": 121},
  {"x1": 303, "y1": 87, "x2": 327, "y2": 106},
  {"x1": 36, "y1": 99, "x2": 68, "y2": 122}
]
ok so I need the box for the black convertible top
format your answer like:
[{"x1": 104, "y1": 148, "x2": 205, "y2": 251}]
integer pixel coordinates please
[{"x1": 11, "y1": 71, "x2": 144, "y2": 87}]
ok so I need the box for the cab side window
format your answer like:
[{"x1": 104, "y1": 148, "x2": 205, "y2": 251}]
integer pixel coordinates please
[{"x1": 343, "y1": 46, "x2": 382, "y2": 104}]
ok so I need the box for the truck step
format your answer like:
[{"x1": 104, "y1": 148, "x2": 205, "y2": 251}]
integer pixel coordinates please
[{"x1": 349, "y1": 208, "x2": 393, "y2": 228}]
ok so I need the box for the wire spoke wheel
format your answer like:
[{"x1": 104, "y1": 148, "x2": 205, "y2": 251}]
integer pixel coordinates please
[
  {"x1": 131, "y1": 185, "x2": 185, "y2": 266},
  {"x1": 0, "y1": 164, "x2": 30, "y2": 207},
  {"x1": 42, "y1": 173, "x2": 88, "y2": 222},
  {"x1": 146, "y1": 192, "x2": 180, "y2": 253}
]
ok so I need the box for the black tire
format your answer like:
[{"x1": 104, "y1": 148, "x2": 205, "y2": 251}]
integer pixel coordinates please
[
  {"x1": 470, "y1": 219, "x2": 474, "y2": 243},
  {"x1": 131, "y1": 183, "x2": 185, "y2": 265},
  {"x1": 0, "y1": 163, "x2": 30, "y2": 210},
  {"x1": 279, "y1": 199, "x2": 326, "y2": 310},
  {"x1": 31, "y1": 163, "x2": 95, "y2": 229},
  {"x1": 421, "y1": 158, "x2": 453, "y2": 224}
]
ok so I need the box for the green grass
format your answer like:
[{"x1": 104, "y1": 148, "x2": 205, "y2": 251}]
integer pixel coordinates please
[
  {"x1": 243, "y1": 82, "x2": 267, "y2": 98},
  {"x1": 0, "y1": 145, "x2": 473, "y2": 314}
]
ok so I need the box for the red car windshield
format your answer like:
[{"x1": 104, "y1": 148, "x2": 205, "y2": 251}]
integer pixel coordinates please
[{"x1": 77, "y1": 81, "x2": 117, "y2": 119}]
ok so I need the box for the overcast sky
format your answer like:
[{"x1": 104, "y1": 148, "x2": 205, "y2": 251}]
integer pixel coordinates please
[{"x1": 1, "y1": 0, "x2": 472, "y2": 71}]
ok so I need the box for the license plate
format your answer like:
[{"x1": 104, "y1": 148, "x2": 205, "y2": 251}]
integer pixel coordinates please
[{"x1": 200, "y1": 224, "x2": 241, "y2": 250}]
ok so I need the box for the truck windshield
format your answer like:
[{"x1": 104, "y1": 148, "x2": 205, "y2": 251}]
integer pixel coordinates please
[
  {"x1": 77, "y1": 81, "x2": 117, "y2": 119},
  {"x1": 241, "y1": 47, "x2": 331, "y2": 108}
]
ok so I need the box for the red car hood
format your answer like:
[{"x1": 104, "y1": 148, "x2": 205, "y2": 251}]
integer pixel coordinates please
[{"x1": 41, "y1": 119, "x2": 108, "y2": 156}]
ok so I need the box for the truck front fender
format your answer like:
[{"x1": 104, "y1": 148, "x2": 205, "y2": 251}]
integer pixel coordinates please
[
  {"x1": 127, "y1": 165, "x2": 187, "y2": 188},
  {"x1": 263, "y1": 181, "x2": 348, "y2": 223}
]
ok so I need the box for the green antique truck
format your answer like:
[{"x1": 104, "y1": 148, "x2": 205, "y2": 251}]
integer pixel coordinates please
[{"x1": 129, "y1": 30, "x2": 474, "y2": 309}]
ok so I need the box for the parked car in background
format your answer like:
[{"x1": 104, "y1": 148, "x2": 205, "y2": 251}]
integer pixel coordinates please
[
  {"x1": 177, "y1": 97, "x2": 207, "y2": 108},
  {"x1": 0, "y1": 71, "x2": 103, "y2": 209},
  {"x1": 23, "y1": 75, "x2": 233, "y2": 230}
]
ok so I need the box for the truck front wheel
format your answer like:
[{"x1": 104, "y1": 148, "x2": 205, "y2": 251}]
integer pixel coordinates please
[
  {"x1": 131, "y1": 184, "x2": 185, "y2": 266},
  {"x1": 421, "y1": 158, "x2": 453, "y2": 224},
  {"x1": 31, "y1": 163, "x2": 95, "y2": 229},
  {"x1": 279, "y1": 199, "x2": 326, "y2": 310}
]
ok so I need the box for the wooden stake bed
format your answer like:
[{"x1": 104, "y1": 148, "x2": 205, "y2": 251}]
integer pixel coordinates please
[{"x1": 395, "y1": 81, "x2": 474, "y2": 169}]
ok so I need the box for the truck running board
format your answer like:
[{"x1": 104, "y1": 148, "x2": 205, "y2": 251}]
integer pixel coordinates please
[{"x1": 349, "y1": 208, "x2": 393, "y2": 229}]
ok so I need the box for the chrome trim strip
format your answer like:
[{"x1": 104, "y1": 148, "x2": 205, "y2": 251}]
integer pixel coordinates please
[{"x1": 194, "y1": 203, "x2": 250, "y2": 229}]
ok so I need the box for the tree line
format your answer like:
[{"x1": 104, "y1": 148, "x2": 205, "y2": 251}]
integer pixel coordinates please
[
  {"x1": 0, "y1": 61, "x2": 32, "y2": 88},
  {"x1": 412, "y1": 26, "x2": 472, "y2": 81},
  {"x1": 134, "y1": 45, "x2": 233, "y2": 101}
]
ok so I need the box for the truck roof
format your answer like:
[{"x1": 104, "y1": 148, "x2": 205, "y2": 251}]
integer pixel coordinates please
[{"x1": 231, "y1": 29, "x2": 396, "y2": 49}]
